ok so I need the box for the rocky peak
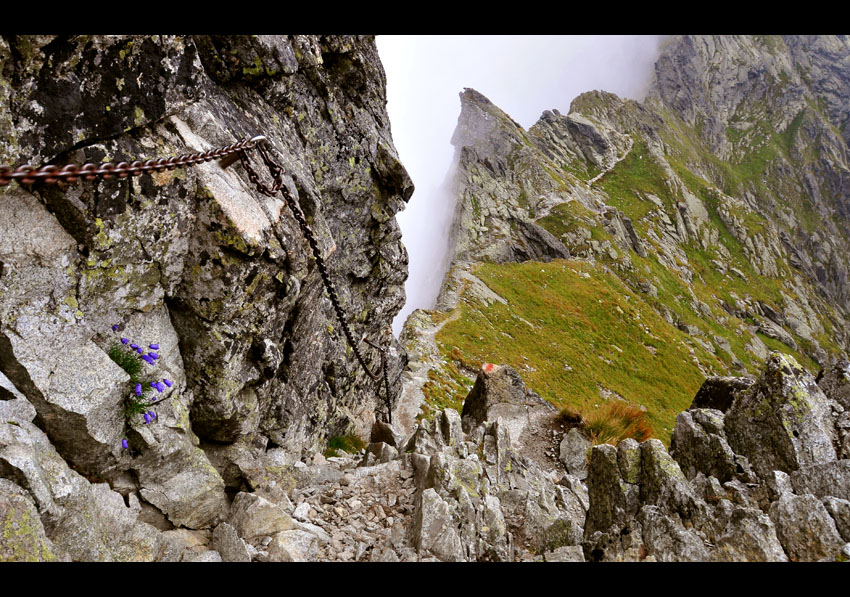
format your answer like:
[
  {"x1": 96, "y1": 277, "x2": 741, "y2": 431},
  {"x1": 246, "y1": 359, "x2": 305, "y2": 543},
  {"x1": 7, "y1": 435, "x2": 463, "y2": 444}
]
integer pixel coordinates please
[{"x1": 451, "y1": 88, "x2": 526, "y2": 163}]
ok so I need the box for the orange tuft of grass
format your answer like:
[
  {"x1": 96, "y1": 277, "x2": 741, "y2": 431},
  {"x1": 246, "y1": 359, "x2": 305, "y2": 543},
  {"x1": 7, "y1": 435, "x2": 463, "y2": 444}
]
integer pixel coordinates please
[{"x1": 583, "y1": 401, "x2": 653, "y2": 446}]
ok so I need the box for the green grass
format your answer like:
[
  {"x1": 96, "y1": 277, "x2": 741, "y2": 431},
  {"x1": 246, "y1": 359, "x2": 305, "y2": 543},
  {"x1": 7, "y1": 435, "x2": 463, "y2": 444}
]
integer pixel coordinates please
[
  {"x1": 597, "y1": 139, "x2": 677, "y2": 223},
  {"x1": 324, "y1": 434, "x2": 367, "y2": 458},
  {"x1": 432, "y1": 259, "x2": 716, "y2": 445},
  {"x1": 420, "y1": 355, "x2": 475, "y2": 422},
  {"x1": 536, "y1": 201, "x2": 597, "y2": 240}
]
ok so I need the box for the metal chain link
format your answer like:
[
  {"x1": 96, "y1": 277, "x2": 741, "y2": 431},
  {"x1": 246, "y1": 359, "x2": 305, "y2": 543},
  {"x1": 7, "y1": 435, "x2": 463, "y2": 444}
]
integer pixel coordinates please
[
  {"x1": 239, "y1": 143, "x2": 394, "y2": 424},
  {"x1": 0, "y1": 137, "x2": 265, "y2": 186},
  {"x1": 1, "y1": 135, "x2": 394, "y2": 423}
]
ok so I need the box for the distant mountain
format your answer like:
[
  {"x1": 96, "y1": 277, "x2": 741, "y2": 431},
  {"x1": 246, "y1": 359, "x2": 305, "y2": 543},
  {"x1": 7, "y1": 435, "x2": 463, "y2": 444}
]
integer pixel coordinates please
[{"x1": 400, "y1": 35, "x2": 850, "y2": 442}]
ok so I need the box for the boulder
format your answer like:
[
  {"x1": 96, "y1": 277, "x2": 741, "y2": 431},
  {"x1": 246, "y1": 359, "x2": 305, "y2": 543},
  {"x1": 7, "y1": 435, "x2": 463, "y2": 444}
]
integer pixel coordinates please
[
  {"x1": 669, "y1": 409, "x2": 738, "y2": 483},
  {"x1": 212, "y1": 522, "x2": 252, "y2": 563},
  {"x1": 724, "y1": 353, "x2": 837, "y2": 478},
  {"x1": 228, "y1": 492, "x2": 294, "y2": 545},
  {"x1": 768, "y1": 493, "x2": 845, "y2": 561},
  {"x1": 559, "y1": 427, "x2": 591, "y2": 480},
  {"x1": 267, "y1": 529, "x2": 319, "y2": 562}
]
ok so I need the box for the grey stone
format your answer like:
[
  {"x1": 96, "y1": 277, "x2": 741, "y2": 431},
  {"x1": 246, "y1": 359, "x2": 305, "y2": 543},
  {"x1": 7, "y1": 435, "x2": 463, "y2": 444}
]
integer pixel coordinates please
[
  {"x1": 769, "y1": 493, "x2": 845, "y2": 561},
  {"x1": 584, "y1": 444, "x2": 636, "y2": 536},
  {"x1": 711, "y1": 507, "x2": 787, "y2": 562},
  {"x1": 639, "y1": 439, "x2": 700, "y2": 520},
  {"x1": 461, "y1": 364, "x2": 542, "y2": 427},
  {"x1": 412, "y1": 488, "x2": 464, "y2": 561},
  {"x1": 438, "y1": 408, "x2": 465, "y2": 449},
  {"x1": 153, "y1": 529, "x2": 213, "y2": 562},
  {"x1": 228, "y1": 492, "x2": 294, "y2": 544},
  {"x1": 822, "y1": 497, "x2": 850, "y2": 542},
  {"x1": 212, "y1": 522, "x2": 252, "y2": 563},
  {"x1": 292, "y1": 502, "x2": 312, "y2": 521},
  {"x1": 725, "y1": 353, "x2": 837, "y2": 479},
  {"x1": 267, "y1": 529, "x2": 319, "y2": 562},
  {"x1": 637, "y1": 505, "x2": 711, "y2": 562},
  {"x1": 292, "y1": 520, "x2": 331, "y2": 544},
  {"x1": 692, "y1": 378, "x2": 756, "y2": 414},
  {"x1": 616, "y1": 438, "x2": 642, "y2": 484},
  {"x1": 0, "y1": 479, "x2": 61, "y2": 561},
  {"x1": 542, "y1": 545, "x2": 586, "y2": 562},
  {"x1": 135, "y1": 439, "x2": 229, "y2": 530},
  {"x1": 818, "y1": 360, "x2": 850, "y2": 410},
  {"x1": 361, "y1": 442, "x2": 398, "y2": 466},
  {"x1": 370, "y1": 420, "x2": 405, "y2": 449},
  {"x1": 670, "y1": 409, "x2": 738, "y2": 483},
  {"x1": 790, "y1": 460, "x2": 850, "y2": 501},
  {"x1": 185, "y1": 550, "x2": 223, "y2": 562},
  {"x1": 559, "y1": 428, "x2": 591, "y2": 480}
]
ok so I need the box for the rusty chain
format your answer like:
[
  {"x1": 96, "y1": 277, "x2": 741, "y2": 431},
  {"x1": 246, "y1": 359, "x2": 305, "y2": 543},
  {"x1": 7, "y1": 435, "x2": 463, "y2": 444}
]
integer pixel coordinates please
[
  {"x1": 239, "y1": 142, "x2": 394, "y2": 424},
  {"x1": 1, "y1": 135, "x2": 394, "y2": 424},
  {"x1": 0, "y1": 137, "x2": 264, "y2": 186}
]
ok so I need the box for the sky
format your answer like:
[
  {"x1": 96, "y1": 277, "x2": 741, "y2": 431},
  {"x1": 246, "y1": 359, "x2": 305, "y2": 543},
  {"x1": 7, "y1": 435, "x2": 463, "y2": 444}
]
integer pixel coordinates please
[{"x1": 376, "y1": 35, "x2": 666, "y2": 336}]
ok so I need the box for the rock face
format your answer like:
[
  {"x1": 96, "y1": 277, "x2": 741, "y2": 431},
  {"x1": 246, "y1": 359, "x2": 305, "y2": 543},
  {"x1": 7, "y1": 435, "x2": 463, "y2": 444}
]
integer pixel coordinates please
[
  {"x1": 0, "y1": 35, "x2": 410, "y2": 559},
  {"x1": 581, "y1": 352, "x2": 849, "y2": 561}
]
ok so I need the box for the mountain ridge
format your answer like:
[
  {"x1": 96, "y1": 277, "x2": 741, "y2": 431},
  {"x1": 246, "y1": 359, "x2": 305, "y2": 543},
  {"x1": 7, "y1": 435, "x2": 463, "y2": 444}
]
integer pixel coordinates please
[{"x1": 402, "y1": 34, "x2": 850, "y2": 444}]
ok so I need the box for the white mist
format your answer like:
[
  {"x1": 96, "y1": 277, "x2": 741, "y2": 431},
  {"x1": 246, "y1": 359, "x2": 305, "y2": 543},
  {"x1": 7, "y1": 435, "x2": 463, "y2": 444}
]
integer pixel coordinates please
[{"x1": 377, "y1": 35, "x2": 665, "y2": 337}]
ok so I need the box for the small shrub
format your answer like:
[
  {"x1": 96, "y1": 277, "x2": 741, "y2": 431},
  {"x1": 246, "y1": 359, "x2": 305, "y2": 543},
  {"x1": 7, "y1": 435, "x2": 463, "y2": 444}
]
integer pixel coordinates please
[
  {"x1": 107, "y1": 324, "x2": 175, "y2": 450},
  {"x1": 555, "y1": 406, "x2": 584, "y2": 428}
]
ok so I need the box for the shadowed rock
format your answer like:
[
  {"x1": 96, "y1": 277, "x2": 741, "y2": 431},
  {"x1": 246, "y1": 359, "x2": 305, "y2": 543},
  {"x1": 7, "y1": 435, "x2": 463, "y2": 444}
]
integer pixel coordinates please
[{"x1": 689, "y1": 376, "x2": 755, "y2": 412}]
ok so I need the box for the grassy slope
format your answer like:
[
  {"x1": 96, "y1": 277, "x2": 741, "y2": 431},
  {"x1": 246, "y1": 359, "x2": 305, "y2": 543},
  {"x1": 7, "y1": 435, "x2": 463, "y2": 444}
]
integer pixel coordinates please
[
  {"x1": 432, "y1": 259, "x2": 715, "y2": 445},
  {"x1": 419, "y1": 89, "x2": 843, "y2": 446}
]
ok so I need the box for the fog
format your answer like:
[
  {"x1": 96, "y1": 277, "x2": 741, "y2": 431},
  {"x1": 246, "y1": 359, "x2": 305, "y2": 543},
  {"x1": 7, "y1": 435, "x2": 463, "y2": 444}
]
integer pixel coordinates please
[{"x1": 377, "y1": 35, "x2": 665, "y2": 336}]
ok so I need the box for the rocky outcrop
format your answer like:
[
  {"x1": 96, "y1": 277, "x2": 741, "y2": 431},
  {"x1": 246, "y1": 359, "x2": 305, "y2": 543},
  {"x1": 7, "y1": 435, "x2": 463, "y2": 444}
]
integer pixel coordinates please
[
  {"x1": 162, "y1": 350, "x2": 850, "y2": 562},
  {"x1": 0, "y1": 35, "x2": 410, "y2": 559},
  {"x1": 583, "y1": 352, "x2": 850, "y2": 561}
]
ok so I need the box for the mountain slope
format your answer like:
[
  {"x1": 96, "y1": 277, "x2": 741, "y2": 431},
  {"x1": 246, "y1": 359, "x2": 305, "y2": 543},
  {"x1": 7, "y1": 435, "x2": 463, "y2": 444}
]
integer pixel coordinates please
[{"x1": 401, "y1": 35, "x2": 850, "y2": 444}]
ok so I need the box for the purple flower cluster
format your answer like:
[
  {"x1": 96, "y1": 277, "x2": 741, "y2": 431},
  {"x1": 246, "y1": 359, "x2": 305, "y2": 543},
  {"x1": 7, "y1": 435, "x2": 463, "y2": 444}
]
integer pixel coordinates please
[{"x1": 112, "y1": 323, "x2": 174, "y2": 451}]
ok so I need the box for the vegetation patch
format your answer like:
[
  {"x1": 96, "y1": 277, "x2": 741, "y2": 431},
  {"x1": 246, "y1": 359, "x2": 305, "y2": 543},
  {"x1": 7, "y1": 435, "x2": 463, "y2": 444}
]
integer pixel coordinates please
[
  {"x1": 597, "y1": 139, "x2": 677, "y2": 222},
  {"x1": 583, "y1": 401, "x2": 653, "y2": 445},
  {"x1": 324, "y1": 434, "x2": 367, "y2": 458},
  {"x1": 433, "y1": 259, "x2": 715, "y2": 444}
]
